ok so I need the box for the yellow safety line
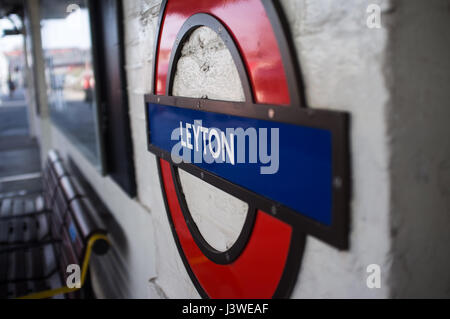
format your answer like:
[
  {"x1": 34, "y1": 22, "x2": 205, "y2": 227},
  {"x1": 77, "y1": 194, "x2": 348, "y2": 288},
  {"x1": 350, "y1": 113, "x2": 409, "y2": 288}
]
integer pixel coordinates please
[{"x1": 18, "y1": 234, "x2": 109, "y2": 299}]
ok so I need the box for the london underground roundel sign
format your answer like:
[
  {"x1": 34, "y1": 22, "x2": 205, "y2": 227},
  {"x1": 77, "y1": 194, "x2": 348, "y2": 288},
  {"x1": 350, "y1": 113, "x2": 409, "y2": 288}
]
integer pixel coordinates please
[{"x1": 145, "y1": 0, "x2": 350, "y2": 298}]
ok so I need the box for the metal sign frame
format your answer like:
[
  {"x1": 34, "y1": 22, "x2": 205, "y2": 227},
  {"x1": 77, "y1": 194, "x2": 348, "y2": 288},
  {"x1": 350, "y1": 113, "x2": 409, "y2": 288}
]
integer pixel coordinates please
[{"x1": 145, "y1": 0, "x2": 351, "y2": 298}]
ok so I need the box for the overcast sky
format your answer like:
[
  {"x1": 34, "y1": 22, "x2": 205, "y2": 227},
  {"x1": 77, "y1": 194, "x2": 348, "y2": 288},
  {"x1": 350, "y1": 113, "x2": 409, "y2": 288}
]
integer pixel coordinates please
[
  {"x1": 0, "y1": 9, "x2": 91, "y2": 54},
  {"x1": 0, "y1": 18, "x2": 23, "y2": 53},
  {"x1": 41, "y1": 9, "x2": 91, "y2": 50}
]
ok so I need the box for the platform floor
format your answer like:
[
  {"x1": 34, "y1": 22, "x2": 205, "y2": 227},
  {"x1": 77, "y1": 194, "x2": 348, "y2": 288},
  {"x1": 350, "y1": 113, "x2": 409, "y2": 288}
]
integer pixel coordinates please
[{"x1": 0, "y1": 93, "x2": 42, "y2": 199}]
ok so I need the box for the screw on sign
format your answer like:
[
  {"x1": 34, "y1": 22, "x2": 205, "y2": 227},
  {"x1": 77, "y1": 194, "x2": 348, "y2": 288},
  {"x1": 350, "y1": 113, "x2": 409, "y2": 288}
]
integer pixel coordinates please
[
  {"x1": 66, "y1": 4, "x2": 80, "y2": 14},
  {"x1": 145, "y1": 0, "x2": 351, "y2": 299}
]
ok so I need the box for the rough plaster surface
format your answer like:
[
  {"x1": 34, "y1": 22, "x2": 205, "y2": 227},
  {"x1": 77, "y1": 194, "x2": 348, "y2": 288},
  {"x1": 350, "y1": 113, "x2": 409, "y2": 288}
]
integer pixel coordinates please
[
  {"x1": 179, "y1": 170, "x2": 248, "y2": 252},
  {"x1": 173, "y1": 27, "x2": 245, "y2": 102},
  {"x1": 388, "y1": 0, "x2": 450, "y2": 298}
]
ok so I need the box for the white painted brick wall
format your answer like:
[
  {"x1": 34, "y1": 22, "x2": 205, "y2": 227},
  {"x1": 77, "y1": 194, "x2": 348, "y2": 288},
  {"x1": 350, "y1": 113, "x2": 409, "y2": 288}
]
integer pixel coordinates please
[{"x1": 119, "y1": 0, "x2": 393, "y2": 298}]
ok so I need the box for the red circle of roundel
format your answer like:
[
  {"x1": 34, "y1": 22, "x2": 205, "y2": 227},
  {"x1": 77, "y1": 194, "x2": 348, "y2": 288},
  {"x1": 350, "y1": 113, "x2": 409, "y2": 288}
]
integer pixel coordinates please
[
  {"x1": 160, "y1": 160, "x2": 293, "y2": 298},
  {"x1": 152, "y1": 0, "x2": 308, "y2": 299},
  {"x1": 155, "y1": 0, "x2": 290, "y2": 105}
]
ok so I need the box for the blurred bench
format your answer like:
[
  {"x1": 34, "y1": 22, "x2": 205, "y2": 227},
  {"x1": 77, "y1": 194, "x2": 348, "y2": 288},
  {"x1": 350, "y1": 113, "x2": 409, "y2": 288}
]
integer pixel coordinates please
[{"x1": 0, "y1": 150, "x2": 109, "y2": 299}]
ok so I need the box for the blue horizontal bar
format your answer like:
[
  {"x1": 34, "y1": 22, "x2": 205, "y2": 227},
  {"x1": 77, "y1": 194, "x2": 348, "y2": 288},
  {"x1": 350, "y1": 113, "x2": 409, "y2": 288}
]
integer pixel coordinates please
[{"x1": 148, "y1": 103, "x2": 333, "y2": 225}]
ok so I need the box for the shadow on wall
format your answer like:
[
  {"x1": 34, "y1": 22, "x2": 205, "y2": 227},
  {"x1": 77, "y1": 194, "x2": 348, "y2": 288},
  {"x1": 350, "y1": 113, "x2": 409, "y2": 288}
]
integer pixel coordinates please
[{"x1": 388, "y1": 0, "x2": 450, "y2": 298}]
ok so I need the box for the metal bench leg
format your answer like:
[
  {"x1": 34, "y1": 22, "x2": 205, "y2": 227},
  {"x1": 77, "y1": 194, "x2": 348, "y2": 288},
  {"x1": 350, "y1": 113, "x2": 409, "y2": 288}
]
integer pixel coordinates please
[{"x1": 17, "y1": 234, "x2": 109, "y2": 299}]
